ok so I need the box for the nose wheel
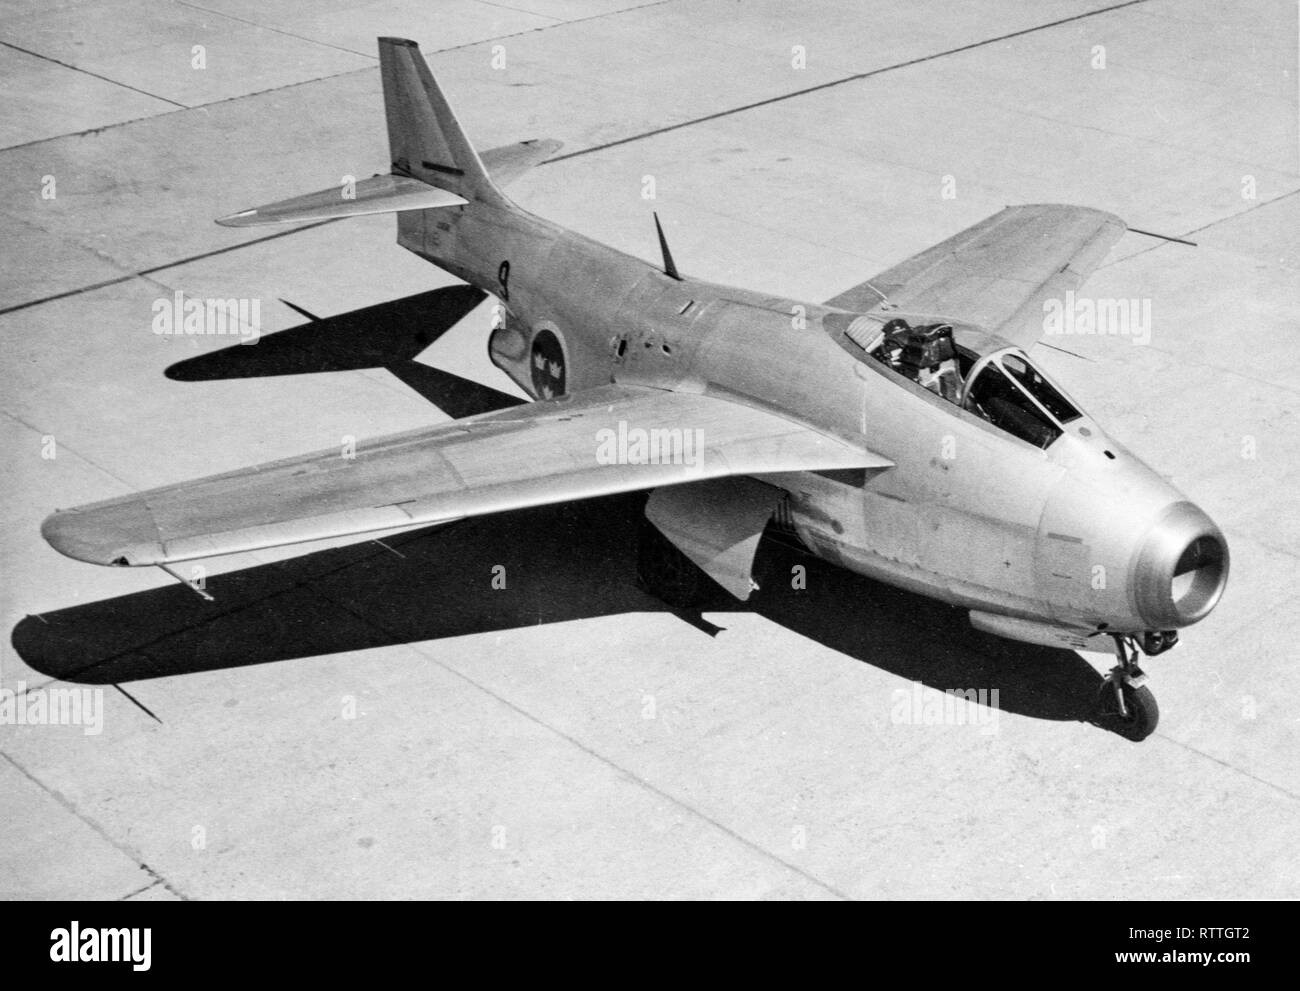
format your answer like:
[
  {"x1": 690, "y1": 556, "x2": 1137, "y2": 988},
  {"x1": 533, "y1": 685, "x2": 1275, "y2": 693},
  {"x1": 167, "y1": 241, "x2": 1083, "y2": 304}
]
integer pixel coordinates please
[{"x1": 1092, "y1": 634, "x2": 1160, "y2": 741}]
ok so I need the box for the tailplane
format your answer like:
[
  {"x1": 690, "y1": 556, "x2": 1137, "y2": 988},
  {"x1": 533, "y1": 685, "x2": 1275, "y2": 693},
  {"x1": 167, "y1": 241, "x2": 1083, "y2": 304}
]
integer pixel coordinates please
[{"x1": 216, "y1": 38, "x2": 551, "y2": 228}]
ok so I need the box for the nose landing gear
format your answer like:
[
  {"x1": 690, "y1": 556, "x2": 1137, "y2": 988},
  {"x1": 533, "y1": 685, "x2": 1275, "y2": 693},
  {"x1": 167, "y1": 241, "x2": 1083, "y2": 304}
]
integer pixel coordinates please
[{"x1": 1092, "y1": 633, "x2": 1164, "y2": 741}]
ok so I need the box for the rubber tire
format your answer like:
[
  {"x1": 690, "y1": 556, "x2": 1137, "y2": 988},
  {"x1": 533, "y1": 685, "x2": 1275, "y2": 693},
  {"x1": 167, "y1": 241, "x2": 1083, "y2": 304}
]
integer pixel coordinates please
[
  {"x1": 636, "y1": 516, "x2": 715, "y2": 610},
  {"x1": 1096, "y1": 681, "x2": 1160, "y2": 742}
]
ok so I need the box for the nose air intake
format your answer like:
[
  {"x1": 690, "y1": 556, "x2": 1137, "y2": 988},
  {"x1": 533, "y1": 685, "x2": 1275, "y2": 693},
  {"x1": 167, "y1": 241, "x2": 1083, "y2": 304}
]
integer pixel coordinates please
[{"x1": 1131, "y1": 501, "x2": 1229, "y2": 628}]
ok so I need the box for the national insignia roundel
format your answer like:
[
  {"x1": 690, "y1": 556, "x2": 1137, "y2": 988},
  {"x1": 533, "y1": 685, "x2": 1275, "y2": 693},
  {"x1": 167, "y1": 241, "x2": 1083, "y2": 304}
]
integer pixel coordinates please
[{"x1": 530, "y1": 329, "x2": 566, "y2": 399}]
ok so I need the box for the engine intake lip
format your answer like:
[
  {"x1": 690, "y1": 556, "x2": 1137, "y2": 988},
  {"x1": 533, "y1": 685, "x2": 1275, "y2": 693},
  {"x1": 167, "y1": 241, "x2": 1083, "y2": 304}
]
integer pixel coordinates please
[{"x1": 1130, "y1": 501, "x2": 1229, "y2": 629}]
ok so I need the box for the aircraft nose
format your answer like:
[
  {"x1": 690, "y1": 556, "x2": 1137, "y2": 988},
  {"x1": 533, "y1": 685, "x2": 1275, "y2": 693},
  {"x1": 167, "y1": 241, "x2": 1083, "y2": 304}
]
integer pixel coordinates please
[{"x1": 1130, "y1": 501, "x2": 1229, "y2": 628}]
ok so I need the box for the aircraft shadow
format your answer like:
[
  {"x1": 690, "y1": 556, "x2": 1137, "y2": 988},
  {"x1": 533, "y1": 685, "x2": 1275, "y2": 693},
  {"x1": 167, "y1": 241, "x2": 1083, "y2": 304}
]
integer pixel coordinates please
[
  {"x1": 164, "y1": 285, "x2": 524, "y2": 418},
  {"x1": 13, "y1": 498, "x2": 1103, "y2": 725},
  {"x1": 18, "y1": 286, "x2": 1108, "y2": 730}
]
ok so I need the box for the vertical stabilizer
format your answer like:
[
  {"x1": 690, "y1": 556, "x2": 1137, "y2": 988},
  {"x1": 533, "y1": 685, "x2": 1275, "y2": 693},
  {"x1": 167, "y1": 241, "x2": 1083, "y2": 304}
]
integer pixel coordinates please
[{"x1": 378, "y1": 37, "x2": 507, "y2": 207}]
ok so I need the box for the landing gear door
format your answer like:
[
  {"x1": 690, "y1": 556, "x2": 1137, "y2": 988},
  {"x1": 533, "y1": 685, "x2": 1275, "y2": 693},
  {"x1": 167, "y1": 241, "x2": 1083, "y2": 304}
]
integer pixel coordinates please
[{"x1": 645, "y1": 476, "x2": 783, "y2": 601}]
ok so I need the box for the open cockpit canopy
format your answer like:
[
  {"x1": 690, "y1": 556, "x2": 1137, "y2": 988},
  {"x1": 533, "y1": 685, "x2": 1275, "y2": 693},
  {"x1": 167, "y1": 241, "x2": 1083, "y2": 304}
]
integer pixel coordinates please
[{"x1": 831, "y1": 312, "x2": 1084, "y2": 450}]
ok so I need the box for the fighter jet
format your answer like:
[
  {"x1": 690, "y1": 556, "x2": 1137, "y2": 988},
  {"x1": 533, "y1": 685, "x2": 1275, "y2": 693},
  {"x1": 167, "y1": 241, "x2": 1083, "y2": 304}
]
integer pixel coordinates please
[{"x1": 42, "y1": 38, "x2": 1229, "y2": 741}]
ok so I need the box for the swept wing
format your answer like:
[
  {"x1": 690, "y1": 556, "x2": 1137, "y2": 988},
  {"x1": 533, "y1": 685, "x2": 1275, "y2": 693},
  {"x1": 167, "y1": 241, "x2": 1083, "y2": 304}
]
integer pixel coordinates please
[
  {"x1": 825, "y1": 204, "x2": 1125, "y2": 349},
  {"x1": 43, "y1": 384, "x2": 890, "y2": 567}
]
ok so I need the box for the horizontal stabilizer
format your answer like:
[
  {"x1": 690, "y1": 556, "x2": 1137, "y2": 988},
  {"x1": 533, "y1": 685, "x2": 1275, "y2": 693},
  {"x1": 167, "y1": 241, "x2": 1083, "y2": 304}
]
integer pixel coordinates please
[
  {"x1": 479, "y1": 138, "x2": 562, "y2": 187},
  {"x1": 216, "y1": 174, "x2": 466, "y2": 228}
]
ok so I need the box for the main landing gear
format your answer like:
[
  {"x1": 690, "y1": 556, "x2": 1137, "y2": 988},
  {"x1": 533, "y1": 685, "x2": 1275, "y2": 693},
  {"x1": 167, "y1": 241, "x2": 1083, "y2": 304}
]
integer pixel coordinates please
[{"x1": 1092, "y1": 631, "x2": 1177, "y2": 741}]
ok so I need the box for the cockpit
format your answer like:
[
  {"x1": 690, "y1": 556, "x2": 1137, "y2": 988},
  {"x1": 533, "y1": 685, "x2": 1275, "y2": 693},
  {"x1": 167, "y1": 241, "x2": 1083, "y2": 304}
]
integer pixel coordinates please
[{"x1": 856, "y1": 317, "x2": 1083, "y2": 449}]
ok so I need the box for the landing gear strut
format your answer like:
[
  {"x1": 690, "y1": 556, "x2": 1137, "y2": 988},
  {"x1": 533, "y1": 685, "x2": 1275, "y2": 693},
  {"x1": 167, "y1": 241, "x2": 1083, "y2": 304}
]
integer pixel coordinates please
[{"x1": 1092, "y1": 634, "x2": 1160, "y2": 741}]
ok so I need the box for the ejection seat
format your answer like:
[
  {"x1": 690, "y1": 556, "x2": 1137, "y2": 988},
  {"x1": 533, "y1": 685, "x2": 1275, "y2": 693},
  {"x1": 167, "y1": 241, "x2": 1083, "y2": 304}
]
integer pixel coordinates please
[{"x1": 897, "y1": 323, "x2": 962, "y2": 403}]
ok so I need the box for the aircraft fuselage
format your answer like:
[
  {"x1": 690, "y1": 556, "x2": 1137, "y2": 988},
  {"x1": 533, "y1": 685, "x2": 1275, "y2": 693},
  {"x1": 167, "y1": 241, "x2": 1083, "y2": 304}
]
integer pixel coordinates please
[{"x1": 399, "y1": 194, "x2": 1226, "y2": 650}]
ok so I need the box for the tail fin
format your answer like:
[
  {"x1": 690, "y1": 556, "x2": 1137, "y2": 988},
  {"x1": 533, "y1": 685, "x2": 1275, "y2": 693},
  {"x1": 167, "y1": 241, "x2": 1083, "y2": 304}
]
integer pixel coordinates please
[
  {"x1": 379, "y1": 37, "x2": 506, "y2": 207},
  {"x1": 216, "y1": 38, "x2": 525, "y2": 228}
]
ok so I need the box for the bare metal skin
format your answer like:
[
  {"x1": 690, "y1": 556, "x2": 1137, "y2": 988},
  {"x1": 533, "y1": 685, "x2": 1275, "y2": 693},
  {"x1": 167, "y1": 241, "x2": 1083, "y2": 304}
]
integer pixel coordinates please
[
  {"x1": 42, "y1": 38, "x2": 1228, "y2": 737},
  {"x1": 385, "y1": 49, "x2": 1226, "y2": 645}
]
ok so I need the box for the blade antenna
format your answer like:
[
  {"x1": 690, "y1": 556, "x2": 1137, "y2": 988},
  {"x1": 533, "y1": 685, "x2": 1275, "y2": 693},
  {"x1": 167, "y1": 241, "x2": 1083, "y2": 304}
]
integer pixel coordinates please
[{"x1": 653, "y1": 212, "x2": 681, "y2": 281}]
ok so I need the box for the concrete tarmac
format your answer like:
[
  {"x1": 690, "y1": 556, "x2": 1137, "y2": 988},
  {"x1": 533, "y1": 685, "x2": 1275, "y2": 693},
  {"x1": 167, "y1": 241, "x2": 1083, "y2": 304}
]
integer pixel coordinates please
[{"x1": 1, "y1": 0, "x2": 1297, "y2": 899}]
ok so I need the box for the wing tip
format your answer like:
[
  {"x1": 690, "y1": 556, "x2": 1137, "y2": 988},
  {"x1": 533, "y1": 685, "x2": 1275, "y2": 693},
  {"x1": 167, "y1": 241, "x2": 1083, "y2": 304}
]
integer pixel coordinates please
[
  {"x1": 1008, "y1": 202, "x2": 1127, "y2": 229},
  {"x1": 41, "y1": 504, "x2": 162, "y2": 567},
  {"x1": 215, "y1": 209, "x2": 259, "y2": 228}
]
